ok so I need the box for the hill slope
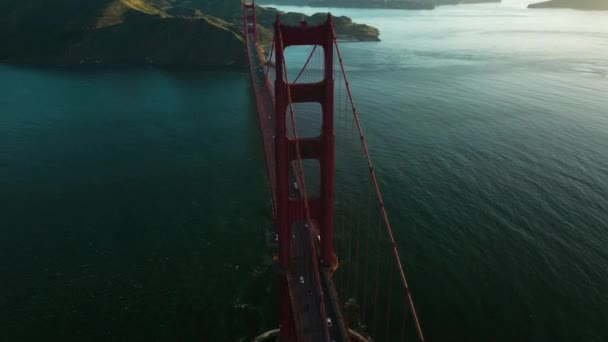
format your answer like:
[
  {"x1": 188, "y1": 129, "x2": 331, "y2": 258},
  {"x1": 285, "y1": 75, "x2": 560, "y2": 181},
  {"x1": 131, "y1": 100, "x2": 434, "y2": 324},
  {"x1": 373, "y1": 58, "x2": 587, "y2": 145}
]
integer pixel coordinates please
[
  {"x1": 169, "y1": 0, "x2": 380, "y2": 41},
  {"x1": 0, "y1": 0, "x2": 245, "y2": 66},
  {"x1": 0, "y1": 0, "x2": 380, "y2": 67},
  {"x1": 257, "y1": 0, "x2": 502, "y2": 8}
]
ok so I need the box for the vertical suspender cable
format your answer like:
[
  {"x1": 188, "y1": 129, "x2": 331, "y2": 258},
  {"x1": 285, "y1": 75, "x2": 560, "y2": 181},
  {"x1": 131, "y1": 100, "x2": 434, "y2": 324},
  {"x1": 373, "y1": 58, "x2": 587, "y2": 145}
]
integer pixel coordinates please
[
  {"x1": 331, "y1": 23, "x2": 425, "y2": 342},
  {"x1": 385, "y1": 255, "x2": 394, "y2": 342}
]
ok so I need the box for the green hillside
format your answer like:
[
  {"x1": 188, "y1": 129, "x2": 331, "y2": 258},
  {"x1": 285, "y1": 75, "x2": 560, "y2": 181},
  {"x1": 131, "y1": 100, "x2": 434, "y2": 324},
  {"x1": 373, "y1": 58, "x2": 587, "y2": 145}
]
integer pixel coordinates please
[
  {"x1": 0, "y1": 0, "x2": 244, "y2": 66},
  {"x1": 0, "y1": 0, "x2": 379, "y2": 67}
]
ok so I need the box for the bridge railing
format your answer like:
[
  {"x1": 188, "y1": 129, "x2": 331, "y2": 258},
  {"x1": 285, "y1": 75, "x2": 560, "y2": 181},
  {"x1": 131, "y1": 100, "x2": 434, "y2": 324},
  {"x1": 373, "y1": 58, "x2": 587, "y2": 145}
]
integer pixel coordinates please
[{"x1": 244, "y1": 12, "x2": 278, "y2": 218}]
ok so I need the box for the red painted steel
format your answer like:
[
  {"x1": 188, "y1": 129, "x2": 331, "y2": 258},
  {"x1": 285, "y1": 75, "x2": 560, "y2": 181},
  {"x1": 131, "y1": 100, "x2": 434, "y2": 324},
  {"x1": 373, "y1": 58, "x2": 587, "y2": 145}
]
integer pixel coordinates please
[
  {"x1": 243, "y1": 1, "x2": 258, "y2": 42},
  {"x1": 274, "y1": 17, "x2": 335, "y2": 270},
  {"x1": 244, "y1": 2, "x2": 426, "y2": 340},
  {"x1": 243, "y1": 4, "x2": 278, "y2": 218},
  {"x1": 274, "y1": 16, "x2": 335, "y2": 341}
]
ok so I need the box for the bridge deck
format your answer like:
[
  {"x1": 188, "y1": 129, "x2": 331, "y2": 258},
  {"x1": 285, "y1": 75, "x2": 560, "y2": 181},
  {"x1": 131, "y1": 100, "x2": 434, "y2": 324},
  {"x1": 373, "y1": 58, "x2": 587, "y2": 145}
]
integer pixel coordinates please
[
  {"x1": 288, "y1": 222, "x2": 326, "y2": 341},
  {"x1": 289, "y1": 222, "x2": 348, "y2": 342}
]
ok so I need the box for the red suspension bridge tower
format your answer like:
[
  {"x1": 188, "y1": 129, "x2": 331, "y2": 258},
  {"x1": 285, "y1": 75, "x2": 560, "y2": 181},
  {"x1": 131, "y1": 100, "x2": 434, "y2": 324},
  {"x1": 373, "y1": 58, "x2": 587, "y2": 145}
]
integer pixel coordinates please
[
  {"x1": 244, "y1": 2, "x2": 425, "y2": 341},
  {"x1": 274, "y1": 15, "x2": 339, "y2": 341}
]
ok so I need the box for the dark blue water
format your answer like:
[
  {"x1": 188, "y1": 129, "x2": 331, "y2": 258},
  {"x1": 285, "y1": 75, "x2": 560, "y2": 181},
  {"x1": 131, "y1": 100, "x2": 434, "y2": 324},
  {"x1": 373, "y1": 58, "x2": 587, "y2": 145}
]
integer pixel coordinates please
[
  {"x1": 0, "y1": 67, "x2": 275, "y2": 340},
  {"x1": 2, "y1": 2, "x2": 608, "y2": 341}
]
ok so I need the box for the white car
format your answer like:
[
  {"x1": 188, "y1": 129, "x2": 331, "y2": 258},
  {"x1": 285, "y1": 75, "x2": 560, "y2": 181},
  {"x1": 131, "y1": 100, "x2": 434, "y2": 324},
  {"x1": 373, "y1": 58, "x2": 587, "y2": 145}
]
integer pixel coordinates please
[
  {"x1": 326, "y1": 317, "x2": 333, "y2": 328},
  {"x1": 299, "y1": 276, "x2": 305, "y2": 284}
]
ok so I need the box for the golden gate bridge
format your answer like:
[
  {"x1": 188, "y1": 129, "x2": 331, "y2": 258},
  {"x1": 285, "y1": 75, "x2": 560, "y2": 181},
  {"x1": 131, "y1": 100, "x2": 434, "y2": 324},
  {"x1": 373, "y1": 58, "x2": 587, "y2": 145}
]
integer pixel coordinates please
[{"x1": 243, "y1": 2, "x2": 424, "y2": 341}]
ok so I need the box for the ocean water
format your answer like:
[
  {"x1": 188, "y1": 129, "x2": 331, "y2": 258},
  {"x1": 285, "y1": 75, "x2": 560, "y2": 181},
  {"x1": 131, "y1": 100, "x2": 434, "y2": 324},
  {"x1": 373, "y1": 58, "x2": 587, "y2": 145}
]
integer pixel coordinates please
[
  {"x1": 0, "y1": 68, "x2": 275, "y2": 341},
  {"x1": 2, "y1": 1, "x2": 608, "y2": 341}
]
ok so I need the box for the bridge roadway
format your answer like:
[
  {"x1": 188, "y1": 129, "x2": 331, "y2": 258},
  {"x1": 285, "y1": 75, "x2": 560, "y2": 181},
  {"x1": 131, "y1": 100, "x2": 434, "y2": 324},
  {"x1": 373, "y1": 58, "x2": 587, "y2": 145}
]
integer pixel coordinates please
[
  {"x1": 289, "y1": 179, "x2": 349, "y2": 342},
  {"x1": 288, "y1": 220, "x2": 349, "y2": 342}
]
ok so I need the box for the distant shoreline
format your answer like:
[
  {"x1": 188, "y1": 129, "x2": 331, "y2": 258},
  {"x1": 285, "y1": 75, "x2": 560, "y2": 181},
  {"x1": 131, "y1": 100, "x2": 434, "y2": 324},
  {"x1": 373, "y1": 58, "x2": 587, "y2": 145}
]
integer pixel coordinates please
[
  {"x1": 307, "y1": 0, "x2": 434, "y2": 10},
  {"x1": 0, "y1": 0, "x2": 379, "y2": 68},
  {"x1": 259, "y1": 0, "x2": 503, "y2": 10},
  {"x1": 528, "y1": 0, "x2": 608, "y2": 10}
]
